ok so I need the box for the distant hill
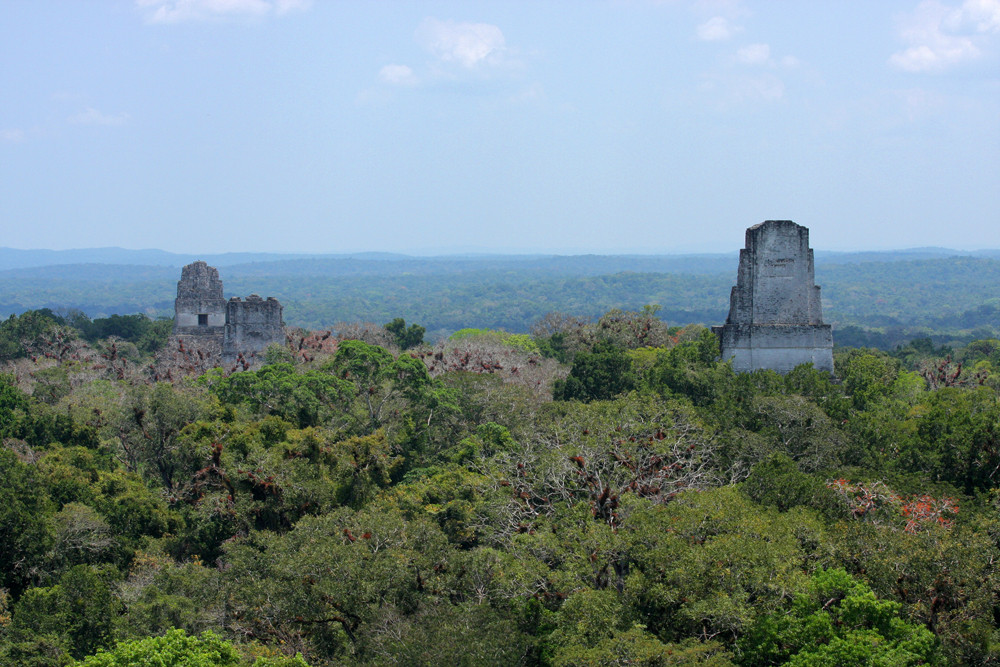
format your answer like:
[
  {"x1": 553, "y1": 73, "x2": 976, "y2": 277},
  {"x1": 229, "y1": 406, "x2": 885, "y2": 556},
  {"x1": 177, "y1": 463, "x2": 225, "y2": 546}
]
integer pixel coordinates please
[
  {"x1": 0, "y1": 247, "x2": 411, "y2": 270},
  {"x1": 1, "y1": 249, "x2": 998, "y2": 346},
  {"x1": 3, "y1": 246, "x2": 997, "y2": 272},
  {"x1": 814, "y1": 248, "x2": 1000, "y2": 263}
]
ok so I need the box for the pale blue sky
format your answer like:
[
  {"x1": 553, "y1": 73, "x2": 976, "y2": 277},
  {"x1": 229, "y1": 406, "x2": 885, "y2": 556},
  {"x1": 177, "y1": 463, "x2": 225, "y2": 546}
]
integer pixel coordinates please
[{"x1": 2, "y1": 0, "x2": 998, "y2": 254}]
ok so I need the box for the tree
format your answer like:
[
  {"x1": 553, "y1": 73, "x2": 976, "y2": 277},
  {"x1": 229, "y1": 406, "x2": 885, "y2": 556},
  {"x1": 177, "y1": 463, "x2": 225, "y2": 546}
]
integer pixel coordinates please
[
  {"x1": 92, "y1": 470, "x2": 177, "y2": 552},
  {"x1": 897, "y1": 386, "x2": 1000, "y2": 493},
  {"x1": 0, "y1": 449, "x2": 54, "y2": 596},
  {"x1": 542, "y1": 588, "x2": 736, "y2": 666},
  {"x1": 643, "y1": 329, "x2": 728, "y2": 406},
  {"x1": 115, "y1": 554, "x2": 225, "y2": 641},
  {"x1": 332, "y1": 431, "x2": 402, "y2": 508},
  {"x1": 75, "y1": 314, "x2": 166, "y2": 351},
  {"x1": 384, "y1": 318, "x2": 425, "y2": 350},
  {"x1": 738, "y1": 568, "x2": 941, "y2": 666},
  {"x1": 73, "y1": 627, "x2": 310, "y2": 665},
  {"x1": 7, "y1": 565, "x2": 121, "y2": 661},
  {"x1": 222, "y1": 506, "x2": 451, "y2": 663},
  {"x1": 48, "y1": 503, "x2": 117, "y2": 573},
  {"x1": 740, "y1": 454, "x2": 844, "y2": 518},
  {"x1": 532, "y1": 312, "x2": 594, "y2": 363},
  {"x1": 623, "y1": 487, "x2": 819, "y2": 643},
  {"x1": 113, "y1": 383, "x2": 208, "y2": 491},
  {"x1": 836, "y1": 350, "x2": 901, "y2": 412},
  {"x1": 744, "y1": 395, "x2": 847, "y2": 472},
  {"x1": 553, "y1": 340, "x2": 635, "y2": 402},
  {"x1": 357, "y1": 600, "x2": 532, "y2": 665},
  {"x1": 0, "y1": 310, "x2": 65, "y2": 361},
  {"x1": 212, "y1": 363, "x2": 350, "y2": 429},
  {"x1": 0, "y1": 373, "x2": 31, "y2": 440},
  {"x1": 74, "y1": 629, "x2": 240, "y2": 666},
  {"x1": 595, "y1": 305, "x2": 674, "y2": 350},
  {"x1": 326, "y1": 340, "x2": 432, "y2": 434}
]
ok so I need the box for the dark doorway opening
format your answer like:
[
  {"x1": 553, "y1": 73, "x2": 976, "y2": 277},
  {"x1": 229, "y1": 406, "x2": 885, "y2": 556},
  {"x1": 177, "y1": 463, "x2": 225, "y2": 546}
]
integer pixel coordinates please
[{"x1": 198, "y1": 314, "x2": 208, "y2": 326}]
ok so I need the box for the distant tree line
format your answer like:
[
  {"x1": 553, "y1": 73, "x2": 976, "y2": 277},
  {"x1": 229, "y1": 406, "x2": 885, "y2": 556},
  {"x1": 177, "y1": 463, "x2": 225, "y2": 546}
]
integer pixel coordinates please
[{"x1": 3, "y1": 256, "x2": 1000, "y2": 349}]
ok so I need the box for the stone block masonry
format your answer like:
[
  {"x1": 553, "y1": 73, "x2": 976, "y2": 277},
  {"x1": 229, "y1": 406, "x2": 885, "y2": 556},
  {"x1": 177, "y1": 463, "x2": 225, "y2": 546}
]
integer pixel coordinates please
[
  {"x1": 173, "y1": 261, "x2": 226, "y2": 333},
  {"x1": 172, "y1": 261, "x2": 285, "y2": 366},
  {"x1": 222, "y1": 295, "x2": 285, "y2": 362},
  {"x1": 712, "y1": 221, "x2": 834, "y2": 374}
]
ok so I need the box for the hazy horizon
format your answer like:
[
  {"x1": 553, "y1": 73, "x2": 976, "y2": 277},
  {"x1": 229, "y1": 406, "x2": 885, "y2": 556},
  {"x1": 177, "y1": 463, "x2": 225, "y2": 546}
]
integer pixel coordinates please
[{"x1": 3, "y1": 243, "x2": 1000, "y2": 259}]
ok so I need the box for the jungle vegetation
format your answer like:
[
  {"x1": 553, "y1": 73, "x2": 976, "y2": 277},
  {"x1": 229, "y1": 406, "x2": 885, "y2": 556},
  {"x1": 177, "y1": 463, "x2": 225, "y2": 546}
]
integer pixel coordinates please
[{"x1": 1, "y1": 305, "x2": 1000, "y2": 665}]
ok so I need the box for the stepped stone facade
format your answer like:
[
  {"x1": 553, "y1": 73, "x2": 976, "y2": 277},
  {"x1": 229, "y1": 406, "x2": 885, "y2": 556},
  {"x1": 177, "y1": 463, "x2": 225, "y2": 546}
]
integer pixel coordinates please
[
  {"x1": 712, "y1": 221, "x2": 834, "y2": 373},
  {"x1": 222, "y1": 294, "x2": 285, "y2": 361},
  {"x1": 173, "y1": 261, "x2": 226, "y2": 333},
  {"x1": 173, "y1": 261, "x2": 284, "y2": 364}
]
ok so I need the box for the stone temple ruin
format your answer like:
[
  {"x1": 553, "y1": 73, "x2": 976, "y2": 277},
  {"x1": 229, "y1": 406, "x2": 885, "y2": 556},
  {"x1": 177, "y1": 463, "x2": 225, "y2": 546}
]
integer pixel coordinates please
[
  {"x1": 170, "y1": 223, "x2": 831, "y2": 374},
  {"x1": 713, "y1": 220, "x2": 834, "y2": 374},
  {"x1": 172, "y1": 261, "x2": 284, "y2": 364}
]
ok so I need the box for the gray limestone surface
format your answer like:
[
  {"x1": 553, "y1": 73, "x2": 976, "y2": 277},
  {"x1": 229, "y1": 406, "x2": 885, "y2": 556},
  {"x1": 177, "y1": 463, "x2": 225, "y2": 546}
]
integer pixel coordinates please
[
  {"x1": 222, "y1": 295, "x2": 285, "y2": 362},
  {"x1": 713, "y1": 221, "x2": 834, "y2": 373},
  {"x1": 173, "y1": 261, "x2": 226, "y2": 333},
  {"x1": 170, "y1": 261, "x2": 285, "y2": 366}
]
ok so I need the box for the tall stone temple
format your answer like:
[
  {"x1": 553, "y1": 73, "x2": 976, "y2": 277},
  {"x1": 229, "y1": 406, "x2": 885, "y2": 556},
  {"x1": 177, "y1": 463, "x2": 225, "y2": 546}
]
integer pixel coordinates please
[
  {"x1": 172, "y1": 261, "x2": 285, "y2": 364},
  {"x1": 712, "y1": 220, "x2": 834, "y2": 374}
]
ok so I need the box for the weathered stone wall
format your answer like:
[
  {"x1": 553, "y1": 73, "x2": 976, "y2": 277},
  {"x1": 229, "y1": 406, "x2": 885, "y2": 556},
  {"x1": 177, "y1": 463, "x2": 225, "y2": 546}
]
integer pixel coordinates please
[
  {"x1": 714, "y1": 221, "x2": 834, "y2": 374},
  {"x1": 716, "y1": 323, "x2": 834, "y2": 374},
  {"x1": 173, "y1": 261, "x2": 226, "y2": 335},
  {"x1": 169, "y1": 261, "x2": 285, "y2": 368},
  {"x1": 222, "y1": 295, "x2": 285, "y2": 362}
]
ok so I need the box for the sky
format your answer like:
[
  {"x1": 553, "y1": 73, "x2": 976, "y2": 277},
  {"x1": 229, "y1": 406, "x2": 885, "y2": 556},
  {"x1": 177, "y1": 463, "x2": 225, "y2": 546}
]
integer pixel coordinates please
[{"x1": 1, "y1": 0, "x2": 998, "y2": 255}]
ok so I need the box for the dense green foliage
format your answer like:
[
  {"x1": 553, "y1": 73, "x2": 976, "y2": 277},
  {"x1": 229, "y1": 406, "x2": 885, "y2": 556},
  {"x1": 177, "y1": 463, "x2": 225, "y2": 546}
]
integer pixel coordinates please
[
  {"x1": 738, "y1": 568, "x2": 939, "y2": 666},
  {"x1": 552, "y1": 340, "x2": 636, "y2": 402},
  {"x1": 0, "y1": 310, "x2": 170, "y2": 364},
  {"x1": 71, "y1": 314, "x2": 172, "y2": 355},
  {"x1": 74, "y1": 628, "x2": 310, "y2": 666},
  {"x1": 384, "y1": 318, "x2": 425, "y2": 350},
  {"x1": 3, "y1": 305, "x2": 1000, "y2": 665}
]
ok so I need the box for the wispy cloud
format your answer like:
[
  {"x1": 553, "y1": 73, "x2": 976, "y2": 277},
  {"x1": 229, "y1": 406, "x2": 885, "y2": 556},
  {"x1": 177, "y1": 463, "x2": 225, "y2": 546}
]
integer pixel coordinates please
[
  {"x1": 698, "y1": 39, "x2": 800, "y2": 106},
  {"x1": 415, "y1": 18, "x2": 507, "y2": 69},
  {"x1": 890, "y1": 0, "x2": 1000, "y2": 72},
  {"x1": 0, "y1": 129, "x2": 25, "y2": 143},
  {"x1": 136, "y1": 0, "x2": 311, "y2": 24},
  {"x1": 379, "y1": 64, "x2": 418, "y2": 87},
  {"x1": 697, "y1": 16, "x2": 742, "y2": 41},
  {"x1": 736, "y1": 43, "x2": 771, "y2": 65},
  {"x1": 69, "y1": 107, "x2": 130, "y2": 126},
  {"x1": 372, "y1": 18, "x2": 519, "y2": 94}
]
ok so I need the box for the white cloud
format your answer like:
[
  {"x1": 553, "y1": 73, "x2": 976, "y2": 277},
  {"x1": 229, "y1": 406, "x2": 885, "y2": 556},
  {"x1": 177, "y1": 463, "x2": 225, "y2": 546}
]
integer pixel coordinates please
[
  {"x1": 0, "y1": 129, "x2": 25, "y2": 143},
  {"x1": 69, "y1": 107, "x2": 130, "y2": 126},
  {"x1": 379, "y1": 64, "x2": 418, "y2": 86},
  {"x1": 372, "y1": 18, "x2": 525, "y2": 93},
  {"x1": 736, "y1": 43, "x2": 771, "y2": 65},
  {"x1": 136, "y1": 0, "x2": 311, "y2": 24},
  {"x1": 697, "y1": 16, "x2": 741, "y2": 41},
  {"x1": 890, "y1": 0, "x2": 1000, "y2": 72},
  {"x1": 415, "y1": 18, "x2": 506, "y2": 68},
  {"x1": 273, "y1": 0, "x2": 310, "y2": 15},
  {"x1": 950, "y1": 0, "x2": 1000, "y2": 32}
]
